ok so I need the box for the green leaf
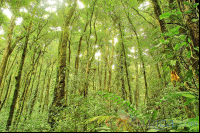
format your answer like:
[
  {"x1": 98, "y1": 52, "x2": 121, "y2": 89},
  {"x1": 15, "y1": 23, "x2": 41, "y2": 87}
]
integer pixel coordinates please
[
  {"x1": 170, "y1": 60, "x2": 177, "y2": 66},
  {"x1": 167, "y1": 54, "x2": 173, "y2": 58},
  {"x1": 181, "y1": 42, "x2": 187, "y2": 46},
  {"x1": 192, "y1": 19, "x2": 199, "y2": 22},
  {"x1": 126, "y1": 101, "x2": 130, "y2": 107},
  {"x1": 160, "y1": 12, "x2": 172, "y2": 19},
  {"x1": 194, "y1": 47, "x2": 199, "y2": 52},
  {"x1": 184, "y1": 10, "x2": 192, "y2": 14},
  {"x1": 183, "y1": 2, "x2": 190, "y2": 5},
  {"x1": 176, "y1": 12, "x2": 182, "y2": 15},
  {"x1": 184, "y1": 98, "x2": 193, "y2": 105},
  {"x1": 193, "y1": 3, "x2": 199, "y2": 7},
  {"x1": 167, "y1": 26, "x2": 180, "y2": 36},
  {"x1": 97, "y1": 116, "x2": 109, "y2": 124},
  {"x1": 109, "y1": 96, "x2": 117, "y2": 100},
  {"x1": 160, "y1": 39, "x2": 170, "y2": 44},
  {"x1": 187, "y1": 51, "x2": 191, "y2": 58},
  {"x1": 188, "y1": 38, "x2": 191, "y2": 43},
  {"x1": 180, "y1": 35, "x2": 186, "y2": 40},
  {"x1": 174, "y1": 43, "x2": 181, "y2": 51},
  {"x1": 160, "y1": 39, "x2": 165, "y2": 43},
  {"x1": 182, "y1": 93, "x2": 196, "y2": 99},
  {"x1": 169, "y1": 93, "x2": 182, "y2": 97},
  {"x1": 117, "y1": 101, "x2": 123, "y2": 105},
  {"x1": 172, "y1": 9, "x2": 176, "y2": 13},
  {"x1": 88, "y1": 116, "x2": 101, "y2": 123},
  {"x1": 103, "y1": 93, "x2": 112, "y2": 98}
]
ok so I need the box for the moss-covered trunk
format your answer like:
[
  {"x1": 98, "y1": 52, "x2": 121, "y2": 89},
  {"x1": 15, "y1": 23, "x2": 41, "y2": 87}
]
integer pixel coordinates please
[
  {"x1": 48, "y1": 0, "x2": 77, "y2": 129},
  {"x1": 6, "y1": 8, "x2": 36, "y2": 129},
  {"x1": 0, "y1": 16, "x2": 16, "y2": 89},
  {"x1": 151, "y1": 0, "x2": 196, "y2": 118}
]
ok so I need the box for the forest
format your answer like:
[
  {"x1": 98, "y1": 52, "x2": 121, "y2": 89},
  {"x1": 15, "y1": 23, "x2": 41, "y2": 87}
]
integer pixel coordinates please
[{"x1": 0, "y1": 0, "x2": 199, "y2": 132}]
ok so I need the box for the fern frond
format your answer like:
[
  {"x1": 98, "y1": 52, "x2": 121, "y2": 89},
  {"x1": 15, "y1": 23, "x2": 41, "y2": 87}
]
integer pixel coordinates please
[{"x1": 86, "y1": 115, "x2": 116, "y2": 125}]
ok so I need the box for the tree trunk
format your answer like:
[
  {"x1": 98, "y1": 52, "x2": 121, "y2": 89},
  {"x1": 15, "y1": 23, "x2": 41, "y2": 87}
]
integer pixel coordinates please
[
  {"x1": 108, "y1": 30, "x2": 115, "y2": 92},
  {"x1": 0, "y1": 16, "x2": 16, "y2": 89},
  {"x1": 48, "y1": 0, "x2": 77, "y2": 129},
  {"x1": 120, "y1": 52, "x2": 127, "y2": 100},
  {"x1": 135, "y1": 60, "x2": 139, "y2": 110},
  {"x1": 6, "y1": 10, "x2": 35, "y2": 129},
  {"x1": 29, "y1": 60, "x2": 43, "y2": 118},
  {"x1": 124, "y1": 10, "x2": 148, "y2": 105},
  {"x1": 0, "y1": 52, "x2": 18, "y2": 101},
  {"x1": 43, "y1": 62, "x2": 55, "y2": 112},
  {"x1": 104, "y1": 42, "x2": 108, "y2": 91},
  {"x1": 151, "y1": 0, "x2": 168, "y2": 40},
  {"x1": 39, "y1": 65, "x2": 48, "y2": 112},
  {"x1": 118, "y1": 22, "x2": 133, "y2": 104},
  {"x1": 0, "y1": 73, "x2": 12, "y2": 112},
  {"x1": 176, "y1": 0, "x2": 199, "y2": 80},
  {"x1": 151, "y1": 0, "x2": 196, "y2": 118}
]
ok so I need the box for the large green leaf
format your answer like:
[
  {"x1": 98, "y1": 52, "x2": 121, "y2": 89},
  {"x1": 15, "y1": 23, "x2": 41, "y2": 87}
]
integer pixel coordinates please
[
  {"x1": 182, "y1": 93, "x2": 196, "y2": 99},
  {"x1": 183, "y1": 1, "x2": 190, "y2": 5},
  {"x1": 160, "y1": 12, "x2": 172, "y2": 19},
  {"x1": 167, "y1": 26, "x2": 180, "y2": 36},
  {"x1": 174, "y1": 43, "x2": 181, "y2": 51}
]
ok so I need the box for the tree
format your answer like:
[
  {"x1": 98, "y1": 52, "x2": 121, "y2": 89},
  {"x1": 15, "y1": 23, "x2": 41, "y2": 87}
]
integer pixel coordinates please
[{"x1": 48, "y1": 0, "x2": 77, "y2": 129}]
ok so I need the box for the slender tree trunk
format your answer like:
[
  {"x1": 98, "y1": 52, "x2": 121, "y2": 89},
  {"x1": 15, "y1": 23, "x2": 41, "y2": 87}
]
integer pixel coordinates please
[
  {"x1": 14, "y1": 49, "x2": 42, "y2": 126},
  {"x1": 29, "y1": 60, "x2": 43, "y2": 118},
  {"x1": 120, "y1": 52, "x2": 127, "y2": 100},
  {"x1": 0, "y1": 0, "x2": 4, "y2": 26},
  {"x1": 160, "y1": 60, "x2": 167, "y2": 87},
  {"x1": 23, "y1": 60, "x2": 39, "y2": 122},
  {"x1": 156, "y1": 62, "x2": 161, "y2": 89},
  {"x1": 99, "y1": 58, "x2": 103, "y2": 91},
  {"x1": 39, "y1": 66, "x2": 48, "y2": 112},
  {"x1": 0, "y1": 56, "x2": 11, "y2": 100},
  {"x1": 0, "y1": 16, "x2": 16, "y2": 89},
  {"x1": 124, "y1": 10, "x2": 148, "y2": 105},
  {"x1": 135, "y1": 60, "x2": 139, "y2": 110},
  {"x1": 92, "y1": 69, "x2": 96, "y2": 93},
  {"x1": 43, "y1": 62, "x2": 54, "y2": 112},
  {"x1": 83, "y1": 51, "x2": 90, "y2": 132},
  {"x1": 108, "y1": 30, "x2": 115, "y2": 92},
  {"x1": 0, "y1": 52, "x2": 18, "y2": 99},
  {"x1": 66, "y1": 38, "x2": 71, "y2": 96},
  {"x1": 118, "y1": 22, "x2": 133, "y2": 104},
  {"x1": 0, "y1": 73, "x2": 12, "y2": 112},
  {"x1": 6, "y1": 12, "x2": 35, "y2": 130},
  {"x1": 13, "y1": 74, "x2": 31, "y2": 127},
  {"x1": 104, "y1": 43, "x2": 108, "y2": 91}
]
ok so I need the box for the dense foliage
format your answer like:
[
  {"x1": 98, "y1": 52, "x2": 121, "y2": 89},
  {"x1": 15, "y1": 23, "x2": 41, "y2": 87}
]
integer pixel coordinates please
[{"x1": 0, "y1": 0, "x2": 199, "y2": 132}]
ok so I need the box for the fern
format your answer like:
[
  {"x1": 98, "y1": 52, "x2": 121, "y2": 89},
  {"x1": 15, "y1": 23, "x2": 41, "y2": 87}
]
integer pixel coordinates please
[{"x1": 94, "y1": 91, "x2": 136, "y2": 113}]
